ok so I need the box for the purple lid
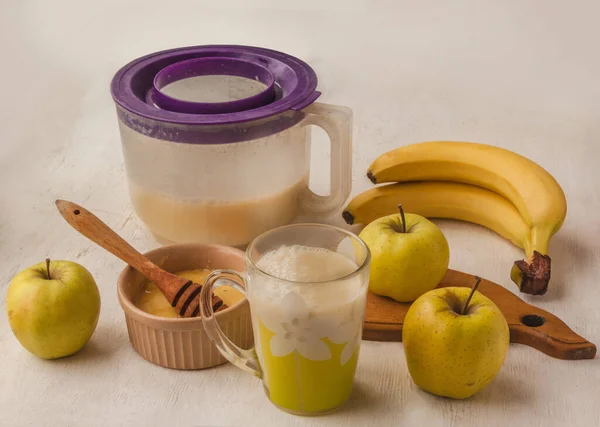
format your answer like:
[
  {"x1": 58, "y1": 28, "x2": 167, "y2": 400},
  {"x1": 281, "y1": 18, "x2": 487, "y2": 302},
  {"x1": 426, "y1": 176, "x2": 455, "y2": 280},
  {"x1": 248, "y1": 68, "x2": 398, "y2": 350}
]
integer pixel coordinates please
[{"x1": 110, "y1": 45, "x2": 321, "y2": 126}]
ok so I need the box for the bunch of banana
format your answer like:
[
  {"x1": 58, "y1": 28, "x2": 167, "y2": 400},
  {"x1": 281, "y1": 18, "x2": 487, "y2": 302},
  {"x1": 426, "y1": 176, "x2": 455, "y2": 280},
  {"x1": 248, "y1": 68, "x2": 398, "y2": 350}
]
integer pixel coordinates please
[{"x1": 343, "y1": 141, "x2": 567, "y2": 295}]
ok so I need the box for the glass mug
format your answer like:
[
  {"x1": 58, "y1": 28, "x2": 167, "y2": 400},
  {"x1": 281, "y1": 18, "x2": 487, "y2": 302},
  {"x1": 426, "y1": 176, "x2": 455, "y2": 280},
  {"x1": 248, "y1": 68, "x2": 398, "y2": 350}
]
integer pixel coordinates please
[{"x1": 200, "y1": 224, "x2": 370, "y2": 416}]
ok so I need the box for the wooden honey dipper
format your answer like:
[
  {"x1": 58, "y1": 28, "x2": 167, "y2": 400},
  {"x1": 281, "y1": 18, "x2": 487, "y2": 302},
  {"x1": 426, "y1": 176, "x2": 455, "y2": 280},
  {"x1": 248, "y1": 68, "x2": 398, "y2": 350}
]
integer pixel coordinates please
[{"x1": 55, "y1": 200, "x2": 224, "y2": 317}]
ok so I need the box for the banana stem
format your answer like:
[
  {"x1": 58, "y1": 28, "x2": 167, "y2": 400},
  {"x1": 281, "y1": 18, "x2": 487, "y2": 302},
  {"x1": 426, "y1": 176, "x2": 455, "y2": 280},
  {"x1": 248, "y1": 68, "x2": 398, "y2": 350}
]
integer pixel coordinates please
[{"x1": 528, "y1": 226, "x2": 551, "y2": 258}]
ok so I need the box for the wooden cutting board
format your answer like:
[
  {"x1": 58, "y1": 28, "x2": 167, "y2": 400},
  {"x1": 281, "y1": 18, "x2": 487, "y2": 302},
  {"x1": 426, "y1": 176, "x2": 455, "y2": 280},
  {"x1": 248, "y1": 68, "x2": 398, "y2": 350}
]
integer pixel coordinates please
[{"x1": 363, "y1": 269, "x2": 596, "y2": 360}]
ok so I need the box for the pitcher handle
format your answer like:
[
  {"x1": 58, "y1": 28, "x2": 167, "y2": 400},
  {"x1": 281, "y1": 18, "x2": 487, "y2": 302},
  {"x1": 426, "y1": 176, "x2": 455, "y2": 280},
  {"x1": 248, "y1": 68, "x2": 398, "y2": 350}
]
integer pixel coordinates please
[
  {"x1": 299, "y1": 102, "x2": 353, "y2": 216},
  {"x1": 200, "y1": 269, "x2": 262, "y2": 378}
]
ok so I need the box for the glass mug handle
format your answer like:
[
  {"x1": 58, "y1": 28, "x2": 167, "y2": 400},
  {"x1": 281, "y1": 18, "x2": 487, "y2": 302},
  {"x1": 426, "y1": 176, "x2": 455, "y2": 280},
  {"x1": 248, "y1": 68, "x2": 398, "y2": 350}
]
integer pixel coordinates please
[
  {"x1": 299, "y1": 102, "x2": 353, "y2": 217},
  {"x1": 199, "y1": 269, "x2": 262, "y2": 378}
]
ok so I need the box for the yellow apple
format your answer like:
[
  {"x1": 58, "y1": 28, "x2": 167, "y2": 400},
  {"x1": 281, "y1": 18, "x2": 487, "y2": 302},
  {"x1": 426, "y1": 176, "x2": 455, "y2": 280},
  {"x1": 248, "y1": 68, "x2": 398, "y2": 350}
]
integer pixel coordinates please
[
  {"x1": 402, "y1": 282, "x2": 509, "y2": 399},
  {"x1": 359, "y1": 208, "x2": 449, "y2": 302},
  {"x1": 6, "y1": 259, "x2": 101, "y2": 359}
]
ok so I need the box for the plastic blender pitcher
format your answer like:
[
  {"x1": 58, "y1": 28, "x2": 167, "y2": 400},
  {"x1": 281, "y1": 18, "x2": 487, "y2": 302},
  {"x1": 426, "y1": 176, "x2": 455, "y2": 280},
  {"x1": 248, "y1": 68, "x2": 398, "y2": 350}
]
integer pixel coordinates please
[{"x1": 110, "y1": 45, "x2": 352, "y2": 247}]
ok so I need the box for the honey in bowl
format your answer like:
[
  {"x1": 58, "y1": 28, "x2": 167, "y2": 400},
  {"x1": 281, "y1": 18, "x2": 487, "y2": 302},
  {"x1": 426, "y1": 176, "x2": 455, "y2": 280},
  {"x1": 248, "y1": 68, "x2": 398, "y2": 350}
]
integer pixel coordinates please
[{"x1": 135, "y1": 268, "x2": 245, "y2": 318}]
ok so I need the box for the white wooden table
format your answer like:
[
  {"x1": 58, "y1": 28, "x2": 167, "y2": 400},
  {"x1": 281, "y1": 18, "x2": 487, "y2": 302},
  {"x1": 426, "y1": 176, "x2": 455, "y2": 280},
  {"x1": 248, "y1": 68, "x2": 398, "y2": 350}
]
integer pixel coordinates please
[{"x1": 2, "y1": 1, "x2": 599, "y2": 426}]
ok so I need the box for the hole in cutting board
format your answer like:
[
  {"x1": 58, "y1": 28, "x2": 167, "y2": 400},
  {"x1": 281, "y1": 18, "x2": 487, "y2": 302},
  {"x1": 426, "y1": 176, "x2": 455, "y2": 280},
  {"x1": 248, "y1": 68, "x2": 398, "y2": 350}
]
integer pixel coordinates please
[{"x1": 521, "y1": 314, "x2": 545, "y2": 327}]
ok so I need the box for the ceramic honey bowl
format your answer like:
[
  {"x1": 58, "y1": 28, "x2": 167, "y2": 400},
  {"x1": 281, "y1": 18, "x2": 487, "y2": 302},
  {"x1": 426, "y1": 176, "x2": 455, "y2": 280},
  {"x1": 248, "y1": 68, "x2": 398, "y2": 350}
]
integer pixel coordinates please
[{"x1": 117, "y1": 243, "x2": 254, "y2": 370}]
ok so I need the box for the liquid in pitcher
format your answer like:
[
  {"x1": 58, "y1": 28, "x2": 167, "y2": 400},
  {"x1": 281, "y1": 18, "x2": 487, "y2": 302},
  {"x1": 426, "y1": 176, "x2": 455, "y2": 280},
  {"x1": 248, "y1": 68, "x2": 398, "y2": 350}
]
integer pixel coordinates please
[{"x1": 128, "y1": 177, "x2": 307, "y2": 247}]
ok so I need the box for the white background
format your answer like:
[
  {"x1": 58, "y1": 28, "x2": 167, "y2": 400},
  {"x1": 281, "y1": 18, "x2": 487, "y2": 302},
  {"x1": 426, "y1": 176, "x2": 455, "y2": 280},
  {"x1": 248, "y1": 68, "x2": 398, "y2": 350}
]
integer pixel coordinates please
[{"x1": 1, "y1": 1, "x2": 599, "y2": 426}]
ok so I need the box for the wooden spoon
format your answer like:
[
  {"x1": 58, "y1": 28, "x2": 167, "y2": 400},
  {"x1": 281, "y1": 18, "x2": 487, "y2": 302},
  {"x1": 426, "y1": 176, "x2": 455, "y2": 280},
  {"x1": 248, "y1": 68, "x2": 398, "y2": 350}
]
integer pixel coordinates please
[{"x1": 55, "y1": 199, "x2": 223, "y2": 317}]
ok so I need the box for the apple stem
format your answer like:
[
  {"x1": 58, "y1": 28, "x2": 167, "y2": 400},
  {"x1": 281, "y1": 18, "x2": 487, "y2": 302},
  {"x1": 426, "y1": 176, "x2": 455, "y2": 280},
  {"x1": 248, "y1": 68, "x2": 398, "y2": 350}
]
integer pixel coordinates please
[
  {"x1": 45, "y1": 258, "x2": 52, "y2": 280},
  {"x1": 397, "y1": 204, "x2": 406, "y2": 233},
  {"x1": 461, "y1": 276, "x2": 481, "y2": 315}
]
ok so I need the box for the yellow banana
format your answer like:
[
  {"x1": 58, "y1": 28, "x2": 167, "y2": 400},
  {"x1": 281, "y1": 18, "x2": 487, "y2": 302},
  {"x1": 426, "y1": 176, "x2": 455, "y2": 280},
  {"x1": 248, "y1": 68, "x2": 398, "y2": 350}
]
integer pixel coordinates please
[
  {"x1": 366, "y1": 141, "x2": 566, "y2": 295},
  {"x1": 343, "y1": 181, "x2": 532, "y2": 254}
]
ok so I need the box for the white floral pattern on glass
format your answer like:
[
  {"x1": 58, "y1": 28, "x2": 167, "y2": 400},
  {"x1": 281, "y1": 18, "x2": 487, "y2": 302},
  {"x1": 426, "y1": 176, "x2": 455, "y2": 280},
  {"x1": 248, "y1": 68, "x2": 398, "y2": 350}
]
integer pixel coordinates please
[
  {"x1": 327, "y1": 314, "x2": 364, "y2": 365},
  {"x1": 259, "y1": 290, "x2": 364, "y2": 364},
  {"x1": 260, "y1": 291, "x2": 336, "y2": 361}
]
